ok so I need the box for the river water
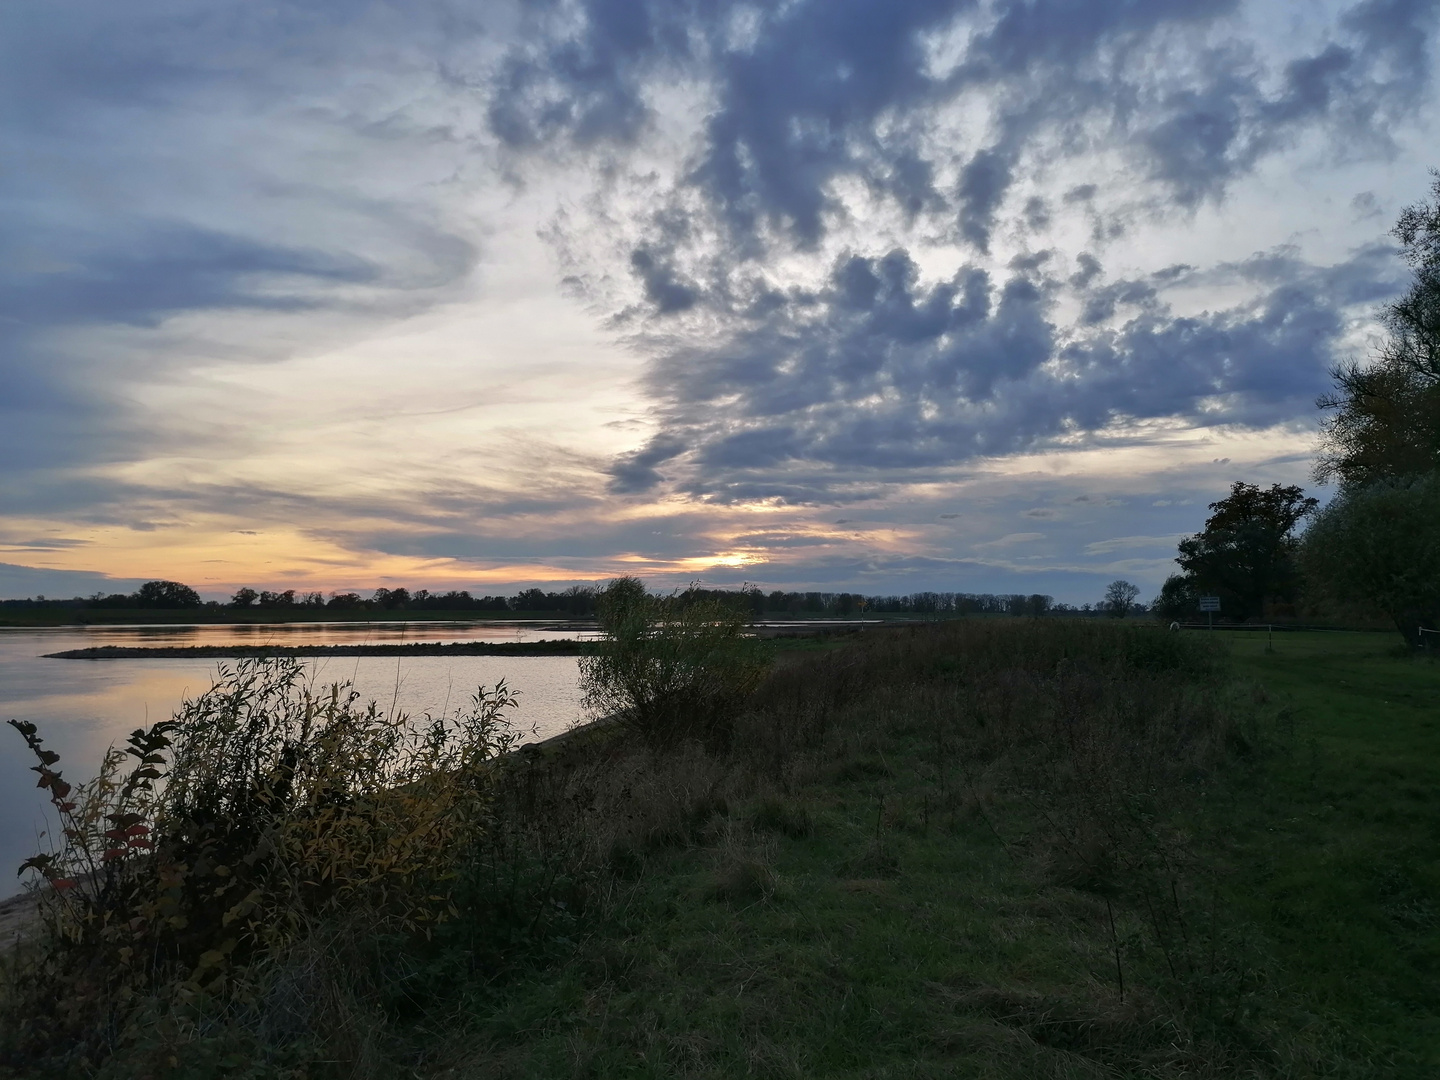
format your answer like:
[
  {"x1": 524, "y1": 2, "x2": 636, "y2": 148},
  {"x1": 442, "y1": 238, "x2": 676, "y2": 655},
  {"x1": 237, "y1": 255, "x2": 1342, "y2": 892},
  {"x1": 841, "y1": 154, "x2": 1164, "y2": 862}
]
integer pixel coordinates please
[{"x1": 0, "y1": 621, "x2": 596, "y2": 898}]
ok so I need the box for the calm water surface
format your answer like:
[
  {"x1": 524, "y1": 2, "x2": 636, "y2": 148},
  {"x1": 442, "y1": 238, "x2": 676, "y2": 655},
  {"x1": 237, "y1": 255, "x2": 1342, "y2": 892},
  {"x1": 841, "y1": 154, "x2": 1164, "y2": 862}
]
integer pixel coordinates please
[{"x1": 0, "y1": 622, "x2": 595, "y2": 898}]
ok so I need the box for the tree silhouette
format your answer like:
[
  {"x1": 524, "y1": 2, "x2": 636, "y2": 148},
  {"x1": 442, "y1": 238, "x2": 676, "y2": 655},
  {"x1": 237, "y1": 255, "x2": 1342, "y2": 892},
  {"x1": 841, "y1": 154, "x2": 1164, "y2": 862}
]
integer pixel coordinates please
[
  {"x1": 133, "y1": 580, "x2": 201, "y2": 608},
  {"x1": 1317, "y1": 171, "x2": 1440, "y2": 490},
  {"x1": 1175, "y1": 482, "x2": 1316, "y2": 620},
  {"x1": 1103, "y1": 580, "x2": 1140, "y2": 617}
]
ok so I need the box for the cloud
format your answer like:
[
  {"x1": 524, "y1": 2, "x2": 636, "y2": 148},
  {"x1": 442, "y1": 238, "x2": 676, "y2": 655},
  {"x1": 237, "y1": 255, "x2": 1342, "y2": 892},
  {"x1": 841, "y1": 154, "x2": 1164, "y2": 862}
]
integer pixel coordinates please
[
  {"x1": 498, "y1": 0, "x2": 1436, "y2": 261},
  {"x1": 974, "y1": 531, "x2": 1045, "y2": 549},
  {"x1": 0, "y1": 538, "x2": 91, "y2": 552},
  {"x1": 1083, "y1": 534, "x2": 1183, "y2": 555},
  {"x1": 602, "y1": 239, "x2": 1399, "y2": 501},
  {"x1": 482, "y1": 0, "x2": 1431, "y2": 507},
  {"x1": 1351, "y1": 191, "x2": 1383, "y2": 220},
  {"x1": 0, "y1": 562, "x2": 144, "y2": 600},
  {"x1": 0, "y1": 0, "x2": 483, "y2": 504}
]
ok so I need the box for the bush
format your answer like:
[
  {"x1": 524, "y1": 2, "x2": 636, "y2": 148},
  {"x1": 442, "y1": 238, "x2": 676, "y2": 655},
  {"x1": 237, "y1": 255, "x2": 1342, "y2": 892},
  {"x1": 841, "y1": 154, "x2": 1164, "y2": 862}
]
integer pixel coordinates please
[
  {"x1": 579, "y1": 577, "x2": 771, "y2": 744},
  {"x1": 1300, "y1": 471, "x2": 1440, "y2": 645},
  {"x1": 1151, "y1": 574, "x2": 1199, "y2": 621},
  {"x1": 3, "y1": 659, "x2": 520, "y2": 1072}
]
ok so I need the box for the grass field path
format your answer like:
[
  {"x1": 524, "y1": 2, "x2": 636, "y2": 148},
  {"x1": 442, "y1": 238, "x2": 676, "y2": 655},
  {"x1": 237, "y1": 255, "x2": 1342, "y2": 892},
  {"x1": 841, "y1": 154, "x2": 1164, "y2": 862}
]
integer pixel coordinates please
[{"x1": 1221, "y1": 632, "x2": 1440, "y2": 1073}]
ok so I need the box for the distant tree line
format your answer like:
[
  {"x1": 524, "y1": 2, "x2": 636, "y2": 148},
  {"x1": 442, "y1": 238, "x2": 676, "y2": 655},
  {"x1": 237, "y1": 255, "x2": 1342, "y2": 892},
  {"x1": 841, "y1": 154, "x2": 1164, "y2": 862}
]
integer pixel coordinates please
[
  {"x1": 5, "y1": 582, "x2": 1140, "y2": 619},
  {"x1": 748, "y1": 590, "x2": 1081, "y2": 617},
  {"x1": 2, "y1": 580, "x2": 206, "y2": 610}
]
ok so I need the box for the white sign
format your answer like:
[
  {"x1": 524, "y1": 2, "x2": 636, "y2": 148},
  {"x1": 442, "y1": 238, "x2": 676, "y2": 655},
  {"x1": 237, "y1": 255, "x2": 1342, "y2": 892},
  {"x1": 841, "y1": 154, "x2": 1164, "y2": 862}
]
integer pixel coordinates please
[{"x1": 1198, "y1": 596, "x2": 1221, "y2": 612}]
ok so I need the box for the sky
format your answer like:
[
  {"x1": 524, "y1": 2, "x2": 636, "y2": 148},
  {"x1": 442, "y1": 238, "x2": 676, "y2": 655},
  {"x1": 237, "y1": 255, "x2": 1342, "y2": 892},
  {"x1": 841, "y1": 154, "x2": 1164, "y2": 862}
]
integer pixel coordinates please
[{"x1": 2, "y1": 0, "x2": 1437, "y2": 605}]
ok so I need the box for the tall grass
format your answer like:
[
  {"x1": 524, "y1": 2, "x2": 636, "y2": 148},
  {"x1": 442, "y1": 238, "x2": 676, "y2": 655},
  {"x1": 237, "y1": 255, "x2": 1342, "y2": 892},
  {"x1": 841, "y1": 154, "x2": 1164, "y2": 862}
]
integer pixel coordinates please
[
  {"x1": 2, "y1": 659, "x2": 530, "y2": 1076},
  {"x1": 466, "y1": 618, "x2": 1294, "y2": 1075},
  {"x1": 4, "y1": 618, "x2": 1285, "y2": 1077}
]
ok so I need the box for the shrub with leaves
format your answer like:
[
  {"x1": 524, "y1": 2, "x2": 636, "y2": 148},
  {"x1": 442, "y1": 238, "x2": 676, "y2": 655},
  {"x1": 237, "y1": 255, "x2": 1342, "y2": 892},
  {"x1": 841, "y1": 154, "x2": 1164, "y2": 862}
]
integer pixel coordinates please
[
  {"x1": 1299, "y1": 471, "x2": 1440, "y2": 646},
  {"x1": 3, "y1": 658, "x2": 519, "y2": 1070},
  {"x1": 579, "y1": 577, "x2": 771, "y2": 744}
]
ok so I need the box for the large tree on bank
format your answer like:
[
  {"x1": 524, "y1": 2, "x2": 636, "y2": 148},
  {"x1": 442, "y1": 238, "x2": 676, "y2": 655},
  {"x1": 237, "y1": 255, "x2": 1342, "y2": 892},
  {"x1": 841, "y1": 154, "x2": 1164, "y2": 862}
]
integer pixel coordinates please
[
  {"x1": 1316, "y1": 172, "x2": 1440, "y2": 489},
  {"x1": 1303, "y1": 174, "x2": 1440, "y2": 644},
  {"x1": 1175, "y1": 482, "x2": 1317, "y2": 621},
  {"x1": 1301, "y1": 473, "x2": 1440, "y2": 647}
]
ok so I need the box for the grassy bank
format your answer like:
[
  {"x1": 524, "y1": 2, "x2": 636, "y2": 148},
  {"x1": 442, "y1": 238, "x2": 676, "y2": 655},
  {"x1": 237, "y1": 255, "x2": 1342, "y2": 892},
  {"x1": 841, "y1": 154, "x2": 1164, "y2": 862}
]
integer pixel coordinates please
[
  {"x1": 1211, "y1": 631, "x2": 1440, "y2": 1069},
  {"x1": 451, "y1": 625, "x2": 1437, "y2": 1078},
  {"x1": 2, "y1": 622, "x2": 1434, "y2": 1077}
]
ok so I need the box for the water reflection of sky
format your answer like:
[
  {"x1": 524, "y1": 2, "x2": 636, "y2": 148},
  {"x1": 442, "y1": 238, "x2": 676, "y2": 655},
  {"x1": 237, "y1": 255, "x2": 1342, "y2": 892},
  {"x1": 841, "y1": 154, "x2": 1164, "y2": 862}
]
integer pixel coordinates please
[
  {"x1": 32, "y1": 619, "x2": 601, "y2": 649},
  {"x1": 0, "y1": 623, "x2": 590, "y2": 899}
]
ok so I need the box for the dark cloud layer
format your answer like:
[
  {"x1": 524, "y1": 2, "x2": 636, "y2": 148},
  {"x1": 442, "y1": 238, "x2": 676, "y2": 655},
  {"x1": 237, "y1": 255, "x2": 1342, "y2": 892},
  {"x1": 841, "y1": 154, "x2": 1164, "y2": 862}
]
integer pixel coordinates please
[
  {"x1": 609, "y1": 241, "x2": 1404, "y2": 500},
  {"x1": 498, "y1": 0, "x2": 1435, "y2": 248},
  {"x1": 487, "y1": 0, "x2": 1435, "y2": 498}
]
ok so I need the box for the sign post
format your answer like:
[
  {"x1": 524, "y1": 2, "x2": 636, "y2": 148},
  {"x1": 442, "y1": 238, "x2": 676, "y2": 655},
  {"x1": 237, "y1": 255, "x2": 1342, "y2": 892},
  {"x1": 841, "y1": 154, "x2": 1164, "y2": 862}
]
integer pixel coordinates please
[{"x1": 1198, "y1": 595, "x2": 1220, "y2": 630}]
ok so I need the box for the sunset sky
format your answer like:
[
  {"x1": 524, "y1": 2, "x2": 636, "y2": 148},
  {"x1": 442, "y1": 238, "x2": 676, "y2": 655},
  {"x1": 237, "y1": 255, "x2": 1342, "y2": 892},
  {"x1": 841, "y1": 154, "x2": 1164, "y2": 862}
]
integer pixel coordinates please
[{"x1": 2, "y1": 0, "x2": 1436, "y2": 604}]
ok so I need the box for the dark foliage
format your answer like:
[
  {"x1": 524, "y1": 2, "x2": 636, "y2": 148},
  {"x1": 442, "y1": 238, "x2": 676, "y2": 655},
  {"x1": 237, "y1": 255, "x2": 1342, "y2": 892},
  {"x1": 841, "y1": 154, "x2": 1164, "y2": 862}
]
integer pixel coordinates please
[
  {"x1": 1175, "y1": 482, "x2": 1317, "y2": 621},
  {"x1": 132, "y1": 581, "x2": 202, "y2": 608},
  {"x1": 1318, "y1": 170, "x2": 1440, "y2": 490},
  {"x1": 1300, "y1": 472, "x2": 1440, "y2": 646},
  {"x1": 1152, "y1": 574, "x2": 1199, "y2": 620}
]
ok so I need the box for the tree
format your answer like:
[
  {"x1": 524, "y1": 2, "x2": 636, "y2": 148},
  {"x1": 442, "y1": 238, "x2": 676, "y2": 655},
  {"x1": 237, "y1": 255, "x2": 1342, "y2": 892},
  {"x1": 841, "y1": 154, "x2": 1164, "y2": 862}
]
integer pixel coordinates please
[
  {"x1": 133, "y1": 580, "x2": 202, "y2": 608},
  {"x1": 1317, "y1": 171, "x2": 1440, "y2": 489},
  {"x1": 1174, "y1": 482, "x2": 1317, "y2": 620},
  {"x1": 1151, "y1": 574, "x2": 1198, "y2": 620},
  {"x1": 512, "y1": 587, "x2": 551, "y2": 612},
  {"x1": 563, "y1": 584, "x2": 596, "y2": 618},
  {"x1": 372, "y1": 587, "x2": 410, "y2": 610},
  {"x1": 578, "y1": 577, "x2": 770, "y2": 744},
  {"x1": 231, "y1": 587, "x2": 258, "y2": 608},
  {"x1": 1300, "y1": 472, "x2": 1440, "y2": 646},
  {"x1": 1304, "y1": 175, "x2": 1440, "y2": 643},
  {"x1": 1102, "y1": 580, "x2": 1140, "y2": 617}
]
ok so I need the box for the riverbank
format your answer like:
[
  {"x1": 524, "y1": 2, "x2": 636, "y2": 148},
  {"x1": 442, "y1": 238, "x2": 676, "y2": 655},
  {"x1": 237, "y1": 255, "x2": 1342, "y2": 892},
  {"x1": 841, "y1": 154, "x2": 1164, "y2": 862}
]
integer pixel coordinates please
[
  {"x1": 5, "y1": 624, "x2": 1434, "y2": 1077},
  {"x1": 42, "y1": 640, "x2": 597, "y2": 659},
  {"x1": 0, "y1": 607, "x2": 933, "y2": 629},
  {"x1": 0, "y1": 610, "x2": 600, "y2": 628},
  {"x1": 438, "y1": 626, "x2": 1437, "y2": 1078}
]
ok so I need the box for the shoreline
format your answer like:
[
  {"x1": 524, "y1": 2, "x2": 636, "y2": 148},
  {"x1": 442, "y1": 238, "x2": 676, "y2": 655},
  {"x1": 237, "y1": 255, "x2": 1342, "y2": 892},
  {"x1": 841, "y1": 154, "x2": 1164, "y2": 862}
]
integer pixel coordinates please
[{"x1": 42, "y1": 641, "x2": 598, "y2": 660}]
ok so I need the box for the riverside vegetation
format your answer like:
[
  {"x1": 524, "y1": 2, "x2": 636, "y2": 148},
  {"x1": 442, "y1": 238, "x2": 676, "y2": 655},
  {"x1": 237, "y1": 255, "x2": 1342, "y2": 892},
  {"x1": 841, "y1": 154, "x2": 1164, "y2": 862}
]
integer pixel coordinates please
[{"x1": 1, "y1": 581, "x2": 1436, "y2": 1078}]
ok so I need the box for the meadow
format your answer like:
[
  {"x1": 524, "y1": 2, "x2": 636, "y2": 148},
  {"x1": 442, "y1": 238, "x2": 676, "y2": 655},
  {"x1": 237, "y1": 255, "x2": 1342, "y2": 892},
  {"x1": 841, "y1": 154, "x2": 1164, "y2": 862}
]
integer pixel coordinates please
[{"x1": 1, "y1": 621, "x2": 1435, "y2": 1078}]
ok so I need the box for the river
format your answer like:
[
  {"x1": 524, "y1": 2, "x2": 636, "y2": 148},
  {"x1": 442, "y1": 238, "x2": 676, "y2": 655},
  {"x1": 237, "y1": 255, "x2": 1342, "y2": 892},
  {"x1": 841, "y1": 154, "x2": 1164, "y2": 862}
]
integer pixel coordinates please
[{"x1": 0, "y1": 621, "x2": 596, "y2": 899}]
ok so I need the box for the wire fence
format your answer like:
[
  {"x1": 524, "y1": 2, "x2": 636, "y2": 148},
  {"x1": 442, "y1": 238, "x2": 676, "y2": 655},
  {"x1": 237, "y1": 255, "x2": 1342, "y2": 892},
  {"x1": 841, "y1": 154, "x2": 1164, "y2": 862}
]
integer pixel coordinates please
[
  {"x1": 1174, "y1": 622, "x2": 1387, "y2": 635},
  {"x1": 1175, "y1": 621, "x2": 1438, "y2": 651}
]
